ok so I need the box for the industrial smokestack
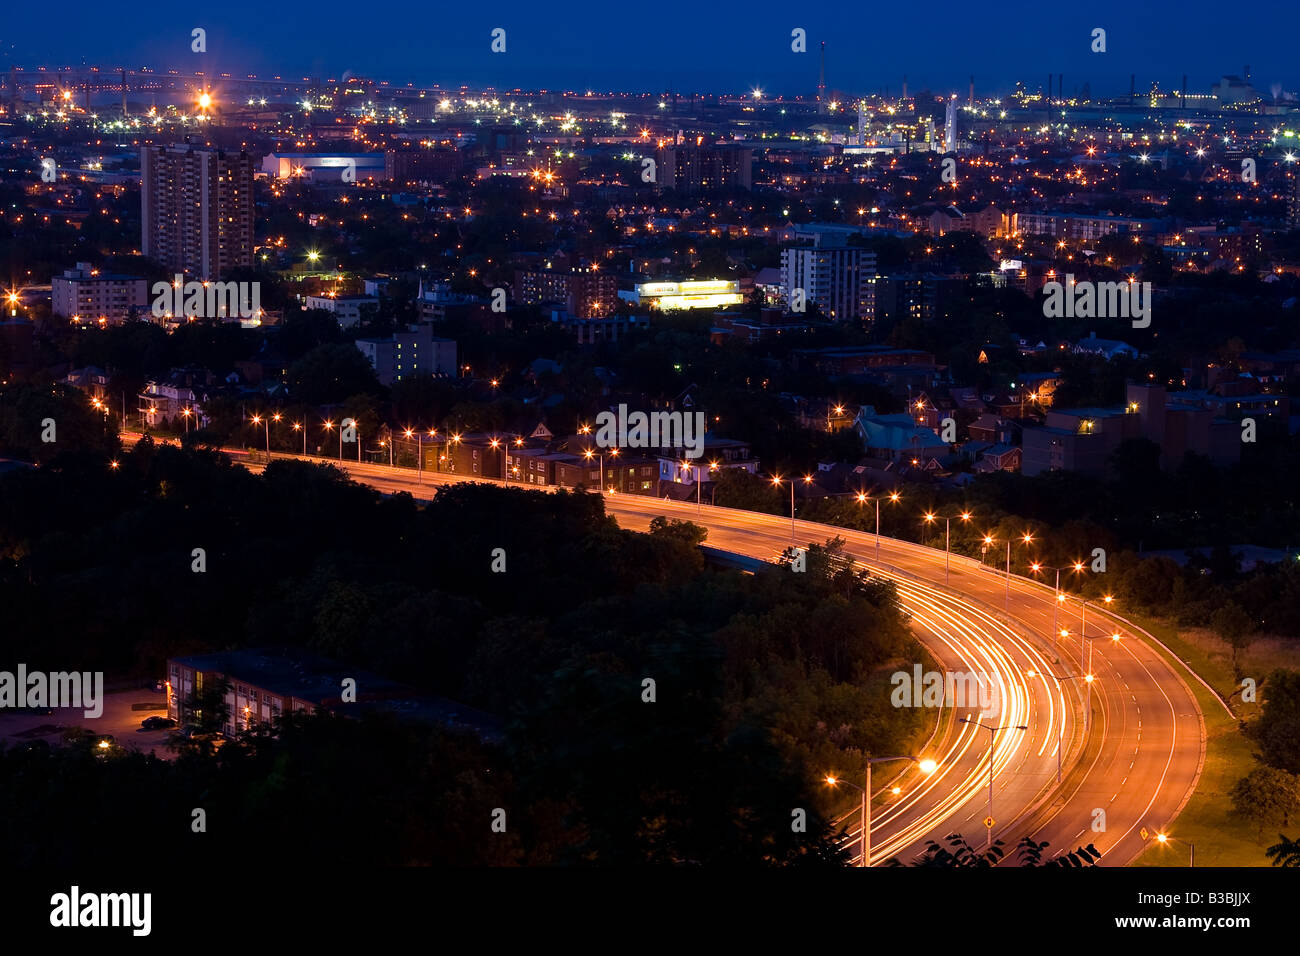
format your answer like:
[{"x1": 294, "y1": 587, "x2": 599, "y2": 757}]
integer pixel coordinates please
[
  {"x1": 969, "y1": 75, "x2": 975, "y2": 106},
  {"x1": 1129, "y1": 74, "x2": 1136, "y2": 105},
  {"x1": 1182, "y1": 74, "x2": 1187, "y2": 110},
  {"x1": 818, "y1": 41, "x2": 827, "y2": 114},
  {"x1": 902, "y1": 75, "x2": 908, "y2": 102},
  {"x1": 1058, "y1": 74, "x2": 1063, "y2": 103}
]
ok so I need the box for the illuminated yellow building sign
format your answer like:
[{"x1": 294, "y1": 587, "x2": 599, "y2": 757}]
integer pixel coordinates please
[{"x1": 634, "y1": 279, "x2": 743, "y2": 310}]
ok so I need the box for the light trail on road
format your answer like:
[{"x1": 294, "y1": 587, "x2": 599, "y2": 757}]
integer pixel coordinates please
[{"x1": 126, "y1": 437, "x2": 1203, "y2": 865}]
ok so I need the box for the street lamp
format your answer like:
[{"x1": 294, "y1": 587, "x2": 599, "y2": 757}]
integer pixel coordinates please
[
  {"x1": 772, "y1": 474, "x2": 814, "y2": 541},
  {"x1": 959, "y1": 716, "x2": 1028, "y2": 847},
  {"x1": 250, "y1": 414, "x2": 271, "y2": 455},
  {"x1": 1076, "y1": 595, "x2": 1115, "y2": 650},
  {"x1": 826, "y1": 755, "x2": 938, "y2": 866},
  {"x1": 489, "y1": 438, "x2": 503, "y2": 483},
  {"x1": 504, "y1": 435, "x2": 525, "y2": 482},
  {"x1": 582, "y1": 446, "x2": 619, "y2": 492},
  {"x1": 322, "y1": 419, "x2": 341, "y2": 460},
  {"x1": 404, "y1": 428, "x2": 419, "y2": 481},
  {"x1": 446, "y1": 432, "x2": 462, "y2": 474},
  {"x1": 1025, "y1": 664, "x2": 1093, "y2": 782},
  {"x1": 1029, "y1": 561, "x2": 1086, "y2": 636},
  {"x1": 922, "y1": 510, "x2": 973, "y2": 584},
  {"x1": 292, "y1": 421, "x2": 306, "y2": 456},
  {"x1": 606, "y1": 447, "x2": 619, "y2": 492},
  {"x1": 856, "y1": 490, "x2": 902, "y2": 561},
  {"x1": 1072, "y1": 627, "x2": 1122, "y2": 730},
  {"x1": 583, "y1": 447, "x2": 604, "y2": 491},
  {"x1": 984, "y1": 531, "x2": 1035, "y2": 608},
  {"x1": 1055, "y1": 591, "x2": 1118, "y2": 673},
  {"x1": 1154, "y1": 831, "x2": 1195, "y2": 867}
]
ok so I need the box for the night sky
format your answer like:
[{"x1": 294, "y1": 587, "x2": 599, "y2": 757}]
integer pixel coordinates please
[{"x1": 2, "y1": 1, "x2": 1296, "y2": 96}]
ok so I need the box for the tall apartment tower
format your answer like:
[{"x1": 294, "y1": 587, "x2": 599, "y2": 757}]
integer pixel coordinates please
[
  {"x1": 1288, "y1": 169, "x2": 1300, "y2": 231},
  {"x1": 780, "y1": 246, "x2": 877, "y2": 324},
  {"x1": 655, "y1": 146, "x2": 752, "y2": 192},
  {"x1": 141, "y1": 144, "x2": 255, "y2": 279},
  {"x1": 944, "y1": 95, "x2": 958, "y2": 153}
]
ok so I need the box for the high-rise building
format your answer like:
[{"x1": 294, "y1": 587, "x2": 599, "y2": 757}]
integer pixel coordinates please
[
  {"x1": 514, "y1": 266, "x2": 616, "y2": 318},
  {"x1": 141, "y1": 144, "x2": 255, "y2": 279},
  {"x1": 780, "y1": 246, "x2": 876, "y2": 323},
  {"x1": 1288, "y1": 169, "x2": 1300, "y2": 231},
  {"x1": 655, "y1": 146, "x2": 752, "y2": 193},
  {"x1": 944, "y1": 95, "x2": 958, "y2": 153}
]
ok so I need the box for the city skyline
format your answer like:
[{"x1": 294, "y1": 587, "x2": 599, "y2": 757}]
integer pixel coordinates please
[
  {"x1": 2, "y1": 0, "x2": 1299, "y2": 934},
  {"x1": 2, "y1": 1, "x2": 1299, "y2": 97}
]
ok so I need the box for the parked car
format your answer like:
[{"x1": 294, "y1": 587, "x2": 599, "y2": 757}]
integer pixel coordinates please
[{"x1": 141, "y1": 715, "x2": 176, "y2": 730}]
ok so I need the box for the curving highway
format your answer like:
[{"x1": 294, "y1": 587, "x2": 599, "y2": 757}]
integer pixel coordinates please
[{"x1": 135, "y1": 439, "x2": 1205, "y2": 866}]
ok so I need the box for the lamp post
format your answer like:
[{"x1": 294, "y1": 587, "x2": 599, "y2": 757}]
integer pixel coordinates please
[
  {"x1": 250, "y1": 413, "x2": 270, "y2": 455},
  {"x1": 423, "y1": 428, "x2": 438, "y2": 481},
  {"x1": 1055, "y1": 592, "x2": 1119, "y2": 669},
  {"x1": 922, "y1": 510, "x2": 973, "y2": 585},
  {"x1": 959, "y1": 716, "x2": 1028, "y2": 847},
  {"x1": 1029, "y1": 561, "x2": 1086, "y2": 636},
  {"x1": 1025, "y1": 665, "x2": 1094, "y2": 782},
  {"x1": 982, "y1": 531, "x2": 1035, "y2": 608},
  {"x1": 826, "y1": 755, "x2": 938, "y2": 867},
  {"x1": 507, "y1": 436, "x2": 524, "y2": 485},
  {"x1": 856, "y1": 490, "x2": 902, "y2": 562},
  {"x1": 1075, "y1": 629, "x2": 1122, "y2": 731},
  {"x1": 583, "y1": 447, "x2": 603, "y2": 492},
  {"x1": 446, "y1": 433, "x2": 462, "y2": 474},
  {"x1": 1076, "y1": 595, "x2": 1115, "y2": 659},
  {"x1": 180, "y1": 407, "x2": 192, "y2": 435},
  {"x1": 489, "y1": 438, "x2": 503, "y2": 483},
  {"x1": 678, "y1": 459, "x2": 710, "y2": 513},
  {"x1": 292, "y1": 421, "x2": 306, "y2": 456},
  {"x1": 582, "y1": 446, "x2": 619, "y2": 493},
  {"x1": 401, "y1": 428, "x2": 418, "y2": 478},
  {"x1": 1154, "y1": 831, "x2": 1195, "y2": 867},
  {"x1": 772, "y1": 474, "x2": 814, "y2": 541},
  {"x1": 322, "y1": 419, "x2": 338, "y2": 459}
]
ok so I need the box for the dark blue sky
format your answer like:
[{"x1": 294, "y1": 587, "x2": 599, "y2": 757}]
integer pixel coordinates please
[{"x1": 4, "y1": 1, "x2": 1297, "y2": 97}]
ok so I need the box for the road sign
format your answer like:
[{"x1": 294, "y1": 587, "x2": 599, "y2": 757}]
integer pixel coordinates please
[{"x1": 984, "y1": 816, "x2": 995, "y2": 829}]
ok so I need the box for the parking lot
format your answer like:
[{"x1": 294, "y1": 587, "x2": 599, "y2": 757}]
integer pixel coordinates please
[{"x1": 0, "y1": 687, "x2": 178, "y2": 759}]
